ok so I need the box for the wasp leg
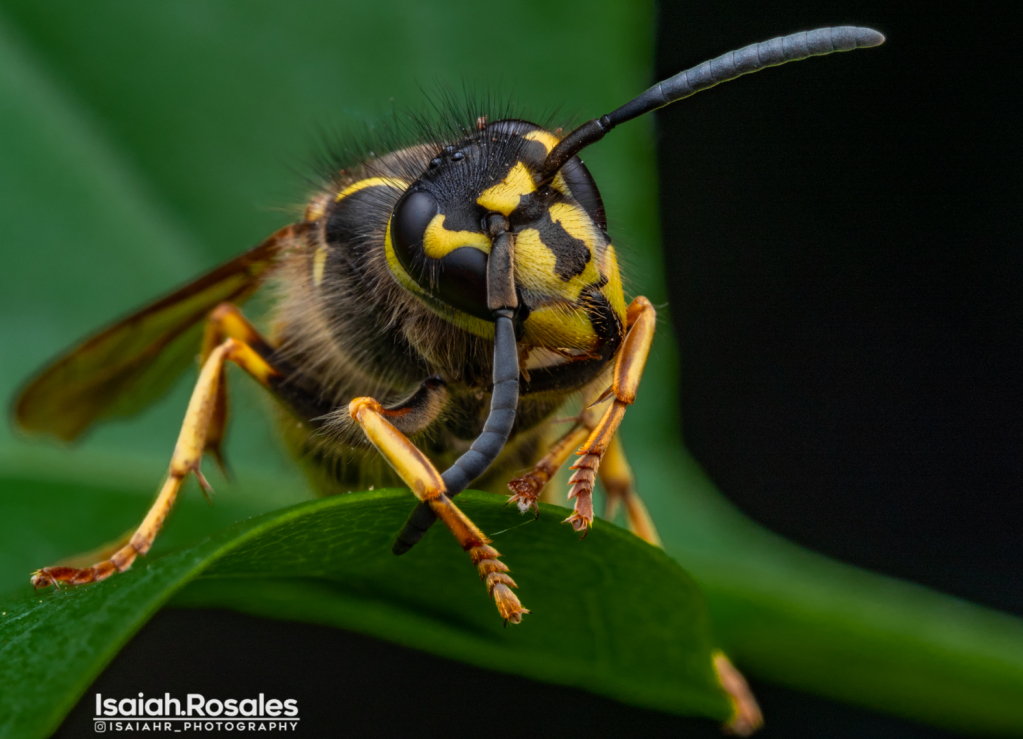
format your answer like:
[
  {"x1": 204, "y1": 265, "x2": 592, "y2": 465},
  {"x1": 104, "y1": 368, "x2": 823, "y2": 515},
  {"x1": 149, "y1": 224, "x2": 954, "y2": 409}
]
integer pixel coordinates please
[
  {"x1": 350, "y1": 397, "x2": 529, "y2": 624},
  {"x1": 565, "y1": 296, "x2": 656, "y2": 533},
  {"x1": 51, "y1": 528, "x2": 134, "y2": 571},
  {"x1": 714, "y1": 650, "x2": 765, "y2": 736},
  {"x1": 507, "y1": 410, "x2": 595, "y2": 514},
  {"x1": 199, "y1": 303, "x2": 278, "y2": 473},
  {"x1": 508, "y1": 414, "x2": 661, "y2": 544},
  {"x1": 30, "y1": 338, "x2": 284, "y2": 589},
  {"x1": 598, "y1": 435, "x2": 661, "y2": 546}
]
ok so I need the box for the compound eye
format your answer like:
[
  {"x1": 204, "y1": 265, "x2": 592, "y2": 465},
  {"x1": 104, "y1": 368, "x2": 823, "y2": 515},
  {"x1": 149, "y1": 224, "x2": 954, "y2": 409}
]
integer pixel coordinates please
[
  {"x1": 390, "y1": 188, "x2": 493, "y2": 321},
  {"x1": 391, "y1": 189, "x2": 439, "y2": 277},
  {"x1": 558, "y1": 158, "x2": 607, "y2": 232},
  {"x1": 432, "y1": 245, "x2": 490, "y2": 319}
]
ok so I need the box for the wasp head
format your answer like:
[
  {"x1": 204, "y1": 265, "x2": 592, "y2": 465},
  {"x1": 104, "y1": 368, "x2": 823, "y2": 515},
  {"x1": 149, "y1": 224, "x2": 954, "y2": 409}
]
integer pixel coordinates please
[{"x1": 385, "y1": 119, "x2": 626, "y2": 356}]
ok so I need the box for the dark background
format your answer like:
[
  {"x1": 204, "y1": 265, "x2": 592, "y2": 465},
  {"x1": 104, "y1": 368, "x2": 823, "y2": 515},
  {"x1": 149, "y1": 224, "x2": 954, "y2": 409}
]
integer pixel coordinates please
[
  {"x1": 658, "y1": 0, "x2": 1023, "y2": 621},
  {"x1": 60, "y1": 2, "x2": 1020, "y2": 737}
]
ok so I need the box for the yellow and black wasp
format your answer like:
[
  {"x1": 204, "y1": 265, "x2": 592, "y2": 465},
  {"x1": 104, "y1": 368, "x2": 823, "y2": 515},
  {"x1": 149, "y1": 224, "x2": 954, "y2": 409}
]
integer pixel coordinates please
[{"x1": 13, "y1": 27, "x2": 883, "y2": 636}]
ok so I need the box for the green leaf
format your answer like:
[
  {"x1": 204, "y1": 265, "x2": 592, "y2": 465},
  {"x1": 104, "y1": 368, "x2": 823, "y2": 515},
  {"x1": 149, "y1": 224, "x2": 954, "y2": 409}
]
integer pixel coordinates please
[{"x1": 0, "y1": 476, "x2": 731, "y2": 739}]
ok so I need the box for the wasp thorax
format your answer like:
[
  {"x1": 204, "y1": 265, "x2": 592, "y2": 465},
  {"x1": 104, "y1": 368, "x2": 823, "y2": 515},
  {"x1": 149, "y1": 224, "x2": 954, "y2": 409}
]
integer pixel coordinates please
[{"x1": 385, "y1": 119, "x2": 626, "y2": 354}]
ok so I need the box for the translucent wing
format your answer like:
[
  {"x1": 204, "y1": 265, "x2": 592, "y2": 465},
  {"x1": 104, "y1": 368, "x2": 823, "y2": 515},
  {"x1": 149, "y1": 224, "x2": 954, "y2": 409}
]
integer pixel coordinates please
[{"x1": 14, "y1": 223, "x2": 308, "y2": 442}]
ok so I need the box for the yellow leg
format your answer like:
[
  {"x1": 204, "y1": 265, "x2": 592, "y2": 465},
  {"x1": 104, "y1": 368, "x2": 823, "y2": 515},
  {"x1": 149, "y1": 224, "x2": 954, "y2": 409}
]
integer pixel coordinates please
[
  {"x1": 53, "y1": 528, "x2": 134, "y2": 570},
  {"x1": 511, "y1": 302, "x2": 755, "y2": 731},
  {"x1": 199, "y1": 303, "x2": 275, "y2": 471},
  {"x1": 507, "y1": 415, "x2": 593, "y2": 515},
  {"x1": 350, "y1": 397, "x2": 529, "y2": 624},
  {"x1": 565, "y1": 296, "x2": 656, "y2": 532},
  {"x1": 714, "y1": 651, "x2": 765, "y2": 736},
  {"x1": 30, "y1": 338, "x2": 280, "y2": 588},
  {"x1": 508, "y1": 416, "x2": 661, "y2": 543},
  {"x1": 599, "y1": 435, "x2": 661, "y2": 546}
]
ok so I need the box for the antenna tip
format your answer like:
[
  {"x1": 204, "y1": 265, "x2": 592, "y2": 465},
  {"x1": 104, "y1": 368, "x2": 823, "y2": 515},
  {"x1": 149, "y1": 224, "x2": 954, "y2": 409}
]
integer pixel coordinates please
[
  {"x1": 854, "y1": 26, "x2": 886, "y2": 47},
  {"x1": 830, "y1": 26, "x2": 885, "y2": 51}
]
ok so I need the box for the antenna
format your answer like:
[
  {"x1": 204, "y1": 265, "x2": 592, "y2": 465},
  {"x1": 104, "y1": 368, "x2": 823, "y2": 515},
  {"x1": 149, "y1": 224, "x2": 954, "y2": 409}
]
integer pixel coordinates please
[{"x1": 540, "y1": 26, "x2": 885, "y2": 186}]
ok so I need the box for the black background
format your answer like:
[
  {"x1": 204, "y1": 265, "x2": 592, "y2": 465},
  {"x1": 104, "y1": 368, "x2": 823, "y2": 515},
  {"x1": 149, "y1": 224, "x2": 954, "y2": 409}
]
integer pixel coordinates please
[
  {"x1": 60, "y1": 2, "x2": 1020, "y2": 737},
  {"x1": 658, "y1": 0, "x2": 1023, "y2": 620}
]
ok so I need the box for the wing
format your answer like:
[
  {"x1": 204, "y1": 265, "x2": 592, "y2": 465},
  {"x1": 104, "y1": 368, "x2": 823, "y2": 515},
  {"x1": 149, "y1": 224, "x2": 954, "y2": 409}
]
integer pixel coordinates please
[{"x1": 14, "y1": 223, "x2": 309, "y2": 442}]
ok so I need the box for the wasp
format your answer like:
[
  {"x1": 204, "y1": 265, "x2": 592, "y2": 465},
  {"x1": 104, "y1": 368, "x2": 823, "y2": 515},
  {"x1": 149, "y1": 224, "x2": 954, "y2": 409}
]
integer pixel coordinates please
[{"x1": 14, "y1": 27, "x2": 883, "y2": 634}]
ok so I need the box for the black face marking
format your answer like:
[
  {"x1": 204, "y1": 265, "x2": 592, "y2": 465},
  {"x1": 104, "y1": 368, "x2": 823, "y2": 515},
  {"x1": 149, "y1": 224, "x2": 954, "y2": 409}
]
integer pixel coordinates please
[
  {"x1": 385, "y1": 117, "x2": 608, "y2": 321},
  {"x1": 536, "y1": 212, "x2": 591, "y2": 281},
  {"x1": 507, "y1": 194, "x2": 548, "y2": 227},
  {"x1": 482, "y1": 119, "x2": 606, "y2": 231},
  {"x1": 438, "y1": 202, "x2": 486, "y2": 233},
  {"x1": 516, "y1": 138, "x2": 549, "y2": 171}
]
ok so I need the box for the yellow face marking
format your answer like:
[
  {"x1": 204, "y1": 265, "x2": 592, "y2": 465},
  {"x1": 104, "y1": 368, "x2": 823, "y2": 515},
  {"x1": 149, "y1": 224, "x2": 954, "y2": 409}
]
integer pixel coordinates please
[
  {"x1": 513, "y1": 196, "x2": 621, "y2": 351},
  {"x1": 550, "y1": 201, "x2": 602, "y2": 284},
  {"x1": 523, "y1": 129, "x2": 559, "y2": 151},
  {"x1": 522, "y1": 305, "x2": 597, "y2": 351},
  {"x1": 477, "y1": 162, "x2": 536, "y2": 216},
  {"x1": 515, "y1": 221, "x2": 597, "y2": 302},
  {"x1": 522, "y1": 131, "x2": 571, "y2": 195},
  {"x1": 422, "y1": 214, "x2": 491, "y2": 259},
  {"x1": 335, "y1": 177, "x2": 408, "y2": 202},
  {"x1": 514, "y1": 227, "x2": 563, "y2": 293},
  {"x1": 312, "y1": 245, "x2": 328, "y2": 286},
  {"x1": 600, "y1": 243, "x2": 628, "y2": 321},
  {"x1": 548, "y1": 202, "x2": 597, "y2": 253}
]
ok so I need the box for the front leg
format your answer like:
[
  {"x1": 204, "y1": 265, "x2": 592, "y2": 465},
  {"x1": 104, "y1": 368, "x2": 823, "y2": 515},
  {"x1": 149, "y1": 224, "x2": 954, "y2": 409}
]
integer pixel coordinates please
[
  {"x1": 349, "y1": 398, "x2": 529, "y2": 625},
  {"x1": 565, "y1": 296, "x2": 655, "y2": 533},
  {"x1": 507, "y1": 408, "x2": 597, "y2": 515}
]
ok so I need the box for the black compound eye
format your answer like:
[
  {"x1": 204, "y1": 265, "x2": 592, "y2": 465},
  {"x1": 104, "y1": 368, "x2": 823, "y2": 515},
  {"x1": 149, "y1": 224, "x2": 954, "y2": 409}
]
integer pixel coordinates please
[
  {"x1": 391, "y1": 189, "x2": 438, "y2": 277},
  {"x1": 433, "y1": 247, "x2": 489, "y2": 320},
  {"x1": 390, "y1": 187, "x2": 492, "y2": 321},
  {"x1": 557, "y1": 158, "x2": 606, "y2": 232}
]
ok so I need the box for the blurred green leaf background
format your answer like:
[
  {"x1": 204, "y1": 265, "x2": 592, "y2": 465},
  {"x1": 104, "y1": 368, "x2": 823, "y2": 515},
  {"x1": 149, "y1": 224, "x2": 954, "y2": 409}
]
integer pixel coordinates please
[{"x1": 1, "y1": 1, "x2": 1023, "y2": 736}]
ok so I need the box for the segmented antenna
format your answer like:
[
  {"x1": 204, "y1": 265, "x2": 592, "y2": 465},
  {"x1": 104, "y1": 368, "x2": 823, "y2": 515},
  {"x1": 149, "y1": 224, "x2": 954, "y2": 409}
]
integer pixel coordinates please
[
  {"x1": 393, "y1": 25, "x2": 884, "y2": 558},
  {"x1": 540, "y1": 26, "x2": 885, "y2": 185}
]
